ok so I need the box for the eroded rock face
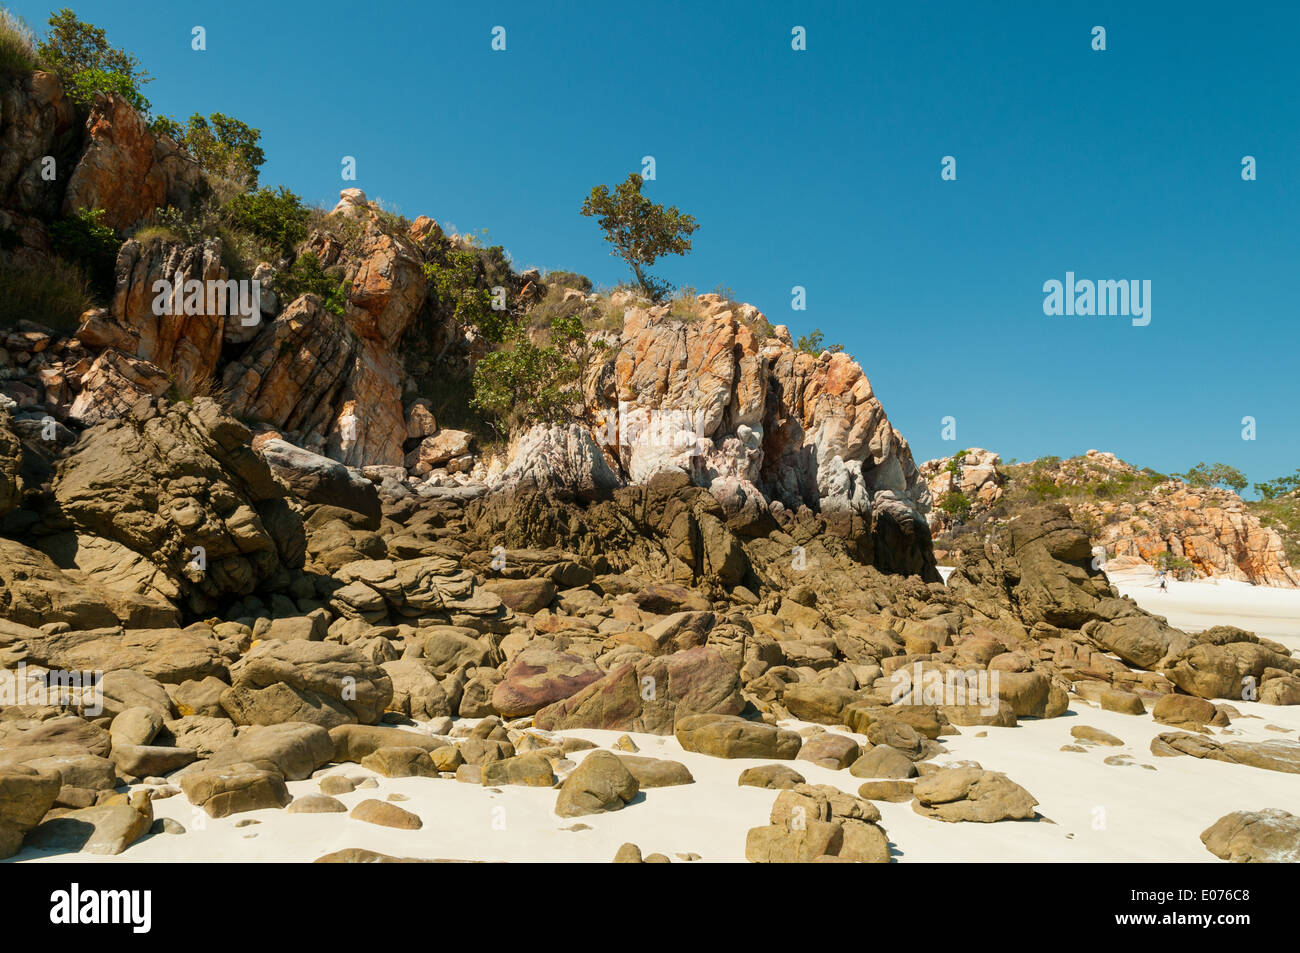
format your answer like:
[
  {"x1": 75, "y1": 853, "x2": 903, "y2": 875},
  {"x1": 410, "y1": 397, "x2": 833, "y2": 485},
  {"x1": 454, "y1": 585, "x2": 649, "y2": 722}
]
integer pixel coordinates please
[
  {"x1": 49, "y1": 398, "x2": 305, "y2": 614},
  {"x1": 486, "y1": 298, "x2": 937, "y2": 579},
  {"x1": 63, "y1": 92, "x2": 202, "y2": 231},
  {"x1": 0, "y1": 71, "x2": 78, "y2": 218}
]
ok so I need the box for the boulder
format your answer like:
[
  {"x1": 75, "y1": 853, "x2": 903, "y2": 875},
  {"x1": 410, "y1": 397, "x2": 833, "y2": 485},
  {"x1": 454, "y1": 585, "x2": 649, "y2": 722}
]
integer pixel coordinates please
[
  {"x1": 554, "y1": 750, "x2": 639, "y2": 817},
  {"x1": 227, "y1": 639, "x2": 393, "y2": 724},
  {"x1": 535, "y1": 646, "x2": 744, "y2": 734},
  {"x1": 491, "y1": 647, "x2": 604, "y2": 717},
  {"x1": 911, "y1": 766, "x2": 1039, "y2": 823},
  {"x1": 674, "y1": 714, "x2": 802, "y2": 760},
  {"x1": 0, "y1": 766, "x2": 62, "y2": 857},
  {"x1": 1200, "y1": 809, "x2": 1300, "y2": 863}
]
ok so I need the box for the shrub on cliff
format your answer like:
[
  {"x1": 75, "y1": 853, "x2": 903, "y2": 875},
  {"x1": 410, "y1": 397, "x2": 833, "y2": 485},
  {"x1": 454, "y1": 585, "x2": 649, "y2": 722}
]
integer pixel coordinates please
[
  {"x1": 37, "y1": 8, "x2": 151, "y2": 112},
  {"x1": 471, "y1": 313, "x2": 595, "y2": 433},
  {"x1": 223, "y1": 186, "x2": 309, "y2": 261},
  {"x1": 425, "y1": 249, "x2": 515, "y2": 343},
  {"x1": 277, "y1": 252, "x2": 348, "y2": 316},
  {"x1": 49, "y1": 207, "x2": 119, "y2": 298}
]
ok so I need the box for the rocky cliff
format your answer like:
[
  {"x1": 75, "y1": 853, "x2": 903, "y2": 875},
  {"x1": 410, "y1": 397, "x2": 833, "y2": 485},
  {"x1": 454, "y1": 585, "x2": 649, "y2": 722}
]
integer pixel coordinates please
[{"x1": 923, "y1": 448, "x2": 1299, "y2": 588}]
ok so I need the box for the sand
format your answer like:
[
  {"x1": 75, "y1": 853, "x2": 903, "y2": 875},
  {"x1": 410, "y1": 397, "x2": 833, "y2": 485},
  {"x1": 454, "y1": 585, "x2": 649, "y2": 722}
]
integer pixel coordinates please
[{"x1": 13, "y1": 568, "x2": 1300, "y2": 864}]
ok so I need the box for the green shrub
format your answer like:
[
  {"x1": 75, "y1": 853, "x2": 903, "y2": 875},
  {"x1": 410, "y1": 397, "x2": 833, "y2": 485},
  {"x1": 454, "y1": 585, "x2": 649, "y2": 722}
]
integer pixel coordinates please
[
  {"x1": 544, "y1": 270, "x2": 593, "y2": 293},
  {"x1": 49, "y1": 207, "x2": 119, "y2": 298},
  {"x1": 470, "y1": 314, "x2": 593, "y2": 433},
  {"x1": 1178, "y1": 461, "x2": 1247, "y2": 493},
  {"x1": 223, "y1": 186, "x2": 309, "y2": 262},
  {"x1": 0, "y1": 258, "x2": 93, "y2": 331},
  {"x1": 0, "y1": 7, "x2": 39, "y2": 75},
  {"x1": 277, "y1": 252, "x2": 348, "y2": 316},
  {"x1": 37, "y1": 8, "x2": 151, "y2": 112},
  {"x1": 936, "y1": 490, "x2": 973, "y2": 520},
  {"x1": 795, "y1": 329, "x2": 843, "y2": 355},
  {"x1": 424, "y1": 249, "x2": 515, "y2": 343}
]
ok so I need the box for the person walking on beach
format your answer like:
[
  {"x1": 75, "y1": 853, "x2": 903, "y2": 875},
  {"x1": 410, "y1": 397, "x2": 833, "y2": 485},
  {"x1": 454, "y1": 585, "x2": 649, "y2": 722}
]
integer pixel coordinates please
[{"x1": 1158, "y1": 569, "x2": 1167, "y2": 593}]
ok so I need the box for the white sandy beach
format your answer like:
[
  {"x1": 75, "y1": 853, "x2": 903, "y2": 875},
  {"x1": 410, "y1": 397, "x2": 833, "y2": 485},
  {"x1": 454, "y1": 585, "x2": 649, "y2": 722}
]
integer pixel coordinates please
[{"x1": 12, "y1": 567, "x2": 1300, "y2": 865}]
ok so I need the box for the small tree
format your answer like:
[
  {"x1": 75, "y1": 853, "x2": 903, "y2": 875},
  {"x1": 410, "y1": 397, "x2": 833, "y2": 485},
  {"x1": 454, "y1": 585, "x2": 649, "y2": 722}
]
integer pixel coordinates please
[
  {"x1": 37, "y1": 9, "x2": 151, "y2": 112},
  {"x1": 1254, "y1": 468, "x2": 1300, "y2": 500},
  {"x1": 580, "y1": 173, "x2": 697, "y2": 300},
  {"x1": 795, "y1": 329, "x2": 842, "y2": 355},
  {"x1": 160, "y1": 112, "x2": 267, "y2": 189},
  {"x1": 1179, "y1": 462, "x2": 1247, "y2": 493}
]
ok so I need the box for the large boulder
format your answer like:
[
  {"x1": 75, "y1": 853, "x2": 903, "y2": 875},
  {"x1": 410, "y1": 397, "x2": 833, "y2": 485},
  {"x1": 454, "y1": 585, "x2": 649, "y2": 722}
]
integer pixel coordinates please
[
  {"x1": 1201, "y1": 809, "x2": 1300, "y2": 863},
  {"x1": 911, "y1": 766, "x2": 1039, "y2": 823},
  {"x1": 51, "y1": 399, "x2": 306, "y2": 615},
  {"x1": 0, "y1": 766, "x2": 62, "y2": 857},
  {"x1": 259, "y1": 439, "x2": 381, "y2": 525},
  {"x1": 534, "y1": 646, "x2": 744, "y2": 734},
  {"x1": 226, "y1": 639, "x2": 393, "y2": 725},
  {"x1": 490, "y1": 647, "x2": 604, "y2": 717},
  {"x1": 554, "y1": 750, "x2": 639, "y2": 817},
  {"x1": 674, "y1": 714, "x2": 802, "y2": 760}
]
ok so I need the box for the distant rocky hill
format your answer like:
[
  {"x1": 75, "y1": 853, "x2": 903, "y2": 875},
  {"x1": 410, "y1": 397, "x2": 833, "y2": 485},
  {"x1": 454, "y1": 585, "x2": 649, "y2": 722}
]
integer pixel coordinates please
[{"x1": 922, "y1": 449, "x2": 1299, "y2": 588}]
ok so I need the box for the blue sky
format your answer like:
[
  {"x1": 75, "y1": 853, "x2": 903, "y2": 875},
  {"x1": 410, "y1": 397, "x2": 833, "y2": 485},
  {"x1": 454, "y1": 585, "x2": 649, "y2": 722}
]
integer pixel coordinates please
[{"x1": 12, "y1": 0, "x2": 1298, "y2": 491}]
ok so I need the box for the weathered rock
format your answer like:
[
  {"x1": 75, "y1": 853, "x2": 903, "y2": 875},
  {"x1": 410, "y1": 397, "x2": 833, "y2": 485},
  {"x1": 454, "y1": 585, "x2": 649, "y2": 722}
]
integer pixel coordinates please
[
  {"x1": 615, "y1": 755, "x2": 694, "y2": 788},
  {"x1": 0, "y1": 766, "x2": 62, "y2": 857},
  {"x1": 912, "y1": 766, "x2": 1039, "y2": 823},
  {"x1": 491, "y1": 647, "x2": 604, "y2": 717},
  {"x1": 350, "y1": 798, "x2": 422, "y2": 829},
  {"x1": 737, "y1": 764, "x2": 806, "y2": 790},
  {"x1": 554, "y1": 750, "x2": 639, "y2": 817},
  {"x1": 360, "y1": 746, "x2": 438, "y2": 778},
  {"x1": 674, "y1": 714, "x2": 802, "y2": 760},
  {"x1": 479, "y1": 752, "x2": 557, "y2": 787},
  {"x1": 227, "y1": 639, "x2": 392, "y2": 724},
  {"x1": 535, "y1": 646, "x2": 743, "y2": 734},
  {"x1": 288, "y1": 794, "x2": 348, "y2": 814},
  {"x1": 1200, "y1": 809, "x2": 1300, "y2": 863}
]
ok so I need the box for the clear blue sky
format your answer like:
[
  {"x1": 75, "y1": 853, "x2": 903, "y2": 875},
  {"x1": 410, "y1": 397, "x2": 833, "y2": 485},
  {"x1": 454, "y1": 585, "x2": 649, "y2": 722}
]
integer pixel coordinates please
[{"x1": 13, "y1": 0, "x2": 1298, "y2": 491}]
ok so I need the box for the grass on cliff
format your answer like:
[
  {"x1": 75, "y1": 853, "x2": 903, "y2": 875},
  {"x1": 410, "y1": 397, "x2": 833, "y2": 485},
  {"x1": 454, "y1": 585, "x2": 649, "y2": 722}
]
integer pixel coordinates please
[
  {"x1": 0, "y1": 259, "x2": 94, "y2": 331},
  {"x1": 0, "y1": 7, "x2": 39, "y2": 75}
]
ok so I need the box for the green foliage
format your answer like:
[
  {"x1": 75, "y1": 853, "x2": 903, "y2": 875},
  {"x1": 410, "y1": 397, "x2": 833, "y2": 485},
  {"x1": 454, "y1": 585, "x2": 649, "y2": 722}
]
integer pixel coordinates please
[
  {"x1": 222, "y1": 186, "x2": 309, "y2": 261},
  {"x1": 0, "y1": 6, "x2": 39, "y2": 74},
  {"x1": 424, "y1": 249, "x2": 514, "y2": 343},
  {"x1": 277, "y1": 252, "x2": 348, "y2": 316},
  {"x1": 945, "y1": 449, "x2": 969, "y2": 474},
  {"x1": 936, "y1": 490, "x2": 973, "y2": 519},
  {"x1": 1178, "y1": 461, "x2": 1247, "y2": 493},
  {"x1": 162, "y1": 112, "x2": 266, "y2": 190},
  {"x1": 544, "y1": 270, "x2": 593, "y2": 293},
  {"x1": 1254, "y1": 468, "x2": 1300, "y2": 501},
  {"x1": 49, "y1": 207, "x2": 119, "y2": 298},
  {"x1": 795, "y1": 329, "x2": 843, "y2": 355},
  {"x1": 1157, "y1": 552, "x2": 1193, "y2": 571},
  {"x1": 471, "y1": 314, "x2": 595, "y2": 433},
  {"x1": 580, "y1": 173, "x2": 697, "y2": 300},
  {"x1": 0, "y1": 258, "x2": 93, "y2": 331},
  {"x1": 37, "y1": 8, "x2": 151, "y2": 112}
]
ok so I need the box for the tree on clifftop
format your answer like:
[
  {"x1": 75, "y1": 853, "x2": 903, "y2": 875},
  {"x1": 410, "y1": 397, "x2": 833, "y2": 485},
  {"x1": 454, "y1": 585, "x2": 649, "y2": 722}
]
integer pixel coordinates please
[
  {"x1": 37, "y1": 8, "x2": 152, "y2": 112},
  {"x1": 581, "y1": 173, "x2": 697, "y2": 301}
]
